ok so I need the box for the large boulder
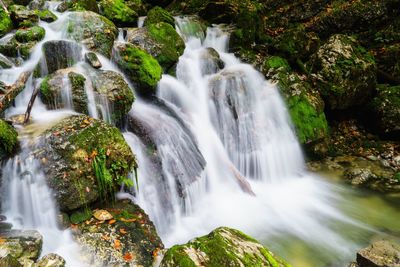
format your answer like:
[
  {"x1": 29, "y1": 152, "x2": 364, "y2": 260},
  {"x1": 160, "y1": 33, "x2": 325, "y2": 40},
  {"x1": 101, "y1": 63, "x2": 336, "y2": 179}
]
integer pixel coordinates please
[
  {"x1": 160, "y1": 227, "x2": 290, "y2": 267},
  {"x1": 112, "y1": 42, "x2": 162, "y2": 97},
  {"x1": 15, "y1": 26, "x2": 45, "y2": 43},
  {"x1": 90, "y1": 70, "x2": 135, "y2": 123},
  {"x1": 0, "y1": 7, "x2": 13, "y2": 38},
  {"x1": 308, "y1": 34, "x2": 377, "y2": 110},
  {"x1": 356, "y1": 240, "x2": 400, "y2": 267},
  {"x1": 35, "y1": 115, "x2": 137, "y2": 211},
  {"x1": 66, "y1": 11, "x2": 118, "y2": 57},
  {"x1": 39, "y1": 68, "x2": 88, "y2": 114},
  {"x1": 0, "y1": 119, "x2": 18, "y2": 160},
  {"x1": 366, "y1": 85, "x2": 400, "y2": 137},
  {"x1": 36, "y1": 9, "x2": 57, "y2": 23},
  {"x1": 126, "y1": 22, "x2": 185, "y2": 71},
  {"x1": 57, "y1": 0, "x2": 99, "y2": 12},
  {"x1": 73, "y1": 200, "x2": 163, "y2": 267},
  {"x1": 99, "y1": 0, "x2": 137, "y2": 27},
  {"x1": 42, "y1": 40, "x2": 83, "y2": 74},
  {"x1": 0, "y1": 230, "x2": 43, "y2": 266},
  {"x1": 144, "y1": 6, "x2": 175, "y2": 27},
  {"x1": 9, "y1": 5, "x2": 38, "y2": 27}
]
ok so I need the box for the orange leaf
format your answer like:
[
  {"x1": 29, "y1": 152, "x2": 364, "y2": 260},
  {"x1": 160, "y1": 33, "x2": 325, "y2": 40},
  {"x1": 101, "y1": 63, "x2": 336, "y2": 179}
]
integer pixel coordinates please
[
  {"x1": 108, "y1": 219, "x2": 116, "y2": 225},
  {"x1": 114, "y1": 239, "x2": 121, "y2": 250},
  {"x1": 123, "y1": 252, "x2": 133, "y2": 262},
  {"x1": 119, "y1": 228, "x2": 127, "y2": 234},
  {"x1": 120, "y1": 218, "x2": 136, "y2": 223}
]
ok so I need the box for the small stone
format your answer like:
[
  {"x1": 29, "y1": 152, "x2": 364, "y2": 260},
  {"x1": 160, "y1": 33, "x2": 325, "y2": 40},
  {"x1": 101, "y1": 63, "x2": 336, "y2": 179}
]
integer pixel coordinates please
[
  {"x1": 93, "y1": 210, "x2": 113, "y2": 221},
  {"x1": 85, "y1": 52, "x2": 102, "y2": 69}
]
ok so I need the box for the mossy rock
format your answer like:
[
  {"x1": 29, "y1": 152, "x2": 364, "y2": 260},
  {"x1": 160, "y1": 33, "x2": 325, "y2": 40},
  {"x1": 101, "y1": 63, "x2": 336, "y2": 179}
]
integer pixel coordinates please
[
  {"x1": 0, "y1": 119, "x2": 18, "y2": 160},
  {"x1": 70, "y1": 209, "x2": 92, "y2": 224},
  {"x1": 73, "y1": 199, "x2": 164, "y2": 267},
  {"x1": 9, "y1": 5, "x2": 39, "y2": 27},
  {"x1": 67, "y1": 11, "x2": 118, "y2": 57},
  {"x1": 374, "y1": 43, "x2": 400, "y2": 83},
  {"x1": 36, "y1": 115, "x2": 137, "y2": 211},
  {"x1": 36, "y1": 9, "x2": 57, "y2": 22},
  {"x1": 308, "y1": 34, "x2": 377, "y2": 110},
  {"x1": 265, "y1": 56, "x2": 329, "y2": 146},
  {"x1": 0, "y1": 34, "x2": 19, "y2": 57},
  {"x1": 367, "y1": 84, "x2": 400, "y2": 138},
  {"x1": 144, "y1": 6, "x2": 175, "y2": 27},
  {"x1": 15, "y1": 26, "x2": 45, "y2": 43},
  {"x1": 0, "y1": 6, "x2": 13, "y2": 37},
  {"x1": 64, "y1": 0, "x2": 99, "y2": 12},
  {"x1": 112, "y1": 42, "x2": 162, "y2": 97},
  {"x1": 126, "y1": 22, "x2": 185, "y2": 71},
  {"x1": 99, "y1": 0, "x2": 137, "y2": 27},
  {"x1": 90, "y1": 70, "x2": 135, "y2": 123},
  {"x1": 42, "y1": 40, "x2": 83, "y2": 74},
  {"x1": 161, "y1": 227, "x2": 291, "y2": 267},
  {"x1": 39, "y1": 68, "x2": 88, "y2": 114}
]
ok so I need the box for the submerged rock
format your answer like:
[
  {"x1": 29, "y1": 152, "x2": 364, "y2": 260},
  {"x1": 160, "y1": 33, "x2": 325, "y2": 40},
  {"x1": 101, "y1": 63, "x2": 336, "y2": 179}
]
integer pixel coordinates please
[
  {"x1": 308, "y1": 34, "x2": 376, "y2": 110},
  {"x1": 36, "y1": 115, "x2": 136, "y2": 211},
  {"x1": 36, "y1": 253, "x2": 66, "y2": 267},
  {"x1": 67, "y1": 11, "x2": 118, "y2": 57},
  {"x1": 112, "y1": 42, "x2": 162, "y2": 97},
  {"x1": 356, "y1": 240, "x2": 400, "y2": 267},
  {"x1": 42, "y1": 40, "x2": 82, "y2": 74},
  {"x1": 0, "y1": 119, "x2": 18, "y2": 160},
  {"x1": 84, "y1": 52, "x2": 102, "y2": 69},
  {"x1": 160, "y1": 227, "x2": 290, "y2": 267},
  {"x1": 73, "y1": 200, "x2": 163, "y2": 267}
]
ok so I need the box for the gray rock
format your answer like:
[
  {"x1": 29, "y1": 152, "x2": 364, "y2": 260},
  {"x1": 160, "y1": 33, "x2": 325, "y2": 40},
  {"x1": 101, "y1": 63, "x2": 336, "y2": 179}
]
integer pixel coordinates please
[
  {"x1": 9, "y1": 5, "x2": 38, "y2": 27},
  {"x1": 36, "y1": 253, "x2": 66, "y2": 267},
  {"x1": 199, "y1": 47, "x2": 224, "y2": 75},
  {"x1": 0, "y1": 54, "x2": 13, "y2": 69},
  {"x1": 84, "y1": 52, "x2": 102, "y2": 69},
  {"x1": 357, "y1": 240, "x2": 400, "y2": 267},
  {"x1": 0, "y1": 230, "x2": 43, "y2": 264},
  {"x1": 42, "y1": 40, "x2": 82, "y2": 74}
]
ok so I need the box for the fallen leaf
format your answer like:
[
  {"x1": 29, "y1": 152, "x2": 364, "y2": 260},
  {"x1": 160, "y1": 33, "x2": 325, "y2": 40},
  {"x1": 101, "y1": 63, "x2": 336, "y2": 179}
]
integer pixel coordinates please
[
  {"x1": 114, "y1": 239, "x2": 121, "y2": 250},
  {"x1": 119, "y1": 228, "x2": 127, "y2": 234},
  {"x1": 123, "y1": 252, "x2": 133, "y2": 262},
  {"x1": 108, "y1": 219, "x2": 116, "y2": 225},
  {"x1": 120, "y1": 218, "x2": 136, "y2": 223}
]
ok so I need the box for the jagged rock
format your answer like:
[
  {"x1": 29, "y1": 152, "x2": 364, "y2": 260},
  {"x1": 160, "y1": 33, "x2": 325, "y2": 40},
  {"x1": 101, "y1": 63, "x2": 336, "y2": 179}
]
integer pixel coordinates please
[
  {"x1": 84, "y1": 52, "x2": 101, "y2": 69},
  {"x1": 112, "y1": 42, "x2": 162, "y2": 97},
  {"x1": 356, "y1": 240, "x2": 400, "y2": 267},
  {"x1": 42, "y1": 40, "x2": 82, "y2": 74},
  {"x1": 35, "y1": 115, "x2": 137, "y2": 211},
  {"x1": 308, "y1": 34, "x2": 376, "y2": 110},
  {"x1": 160, "y1": 227, "x2": 290, "y2": 267},
  {"x1": 36, "y1": 253, "x2": 66, "y2": 267},
  {"x1": 73, "y1": 200, "x2": 163, "y2": 267},
  {"x1": 66, "y1": 11, "x2": 118, "y2": 57}
]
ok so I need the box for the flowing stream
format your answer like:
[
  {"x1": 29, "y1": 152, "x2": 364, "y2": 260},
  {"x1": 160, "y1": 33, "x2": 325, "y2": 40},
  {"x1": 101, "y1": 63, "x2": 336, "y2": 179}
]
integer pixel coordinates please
[{"x1": 0, "y1": 3, "x2": 399, "y2": 267}]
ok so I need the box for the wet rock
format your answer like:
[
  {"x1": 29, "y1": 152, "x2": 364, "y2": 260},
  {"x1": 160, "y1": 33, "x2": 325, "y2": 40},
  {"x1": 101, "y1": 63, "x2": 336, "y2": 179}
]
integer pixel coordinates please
[
  {"x1": 161, "y1": 227, "x2": 290, "y2": 267},
  {"x1": 0, "y1": 54, "x2": 13, "y2": 69},
  {"x1": 0, "y1": 34, "x2": 19, "y2": 58},
  {"x1": 0, "y1": 254, "x2": 22, "y2": 267},
  {"x1": 84, "y1": 52, "x2": 101, "y2": 69},
  {"x1": 36, "y1": 10, "x2": 57, "y2": 23},
  {"x1": 15, "y1": 26, "x2": 45, "y2": 43},
  {"x1": 73, "y1": 200, "x2": 163, "y2": 267},
  {"x1": 36, "y1": 115, "x2": 136, "y2": 211},
  {"x1": 0, "y1": 222, "x2": 12, "y2": 232},
  {"x1": 67, "y1": 11, "x2": 118, "y2": 57},
  {"x1": 42, "y1": 40, "x2": 82, "y2": 74},
  {"x1": 57, "y1": 0, "x2": 99, "y2": 12},
  {"x1": 112, "y1": 42, "x2": 162, "y2": 97},
  {"x1": 55, "y1": 1, "x2": 68, "y2": 12},
  {"x1": 99, "y1": 0, "x2": 137, "y2": 27},
  {"x1": 126, "y1": 22, "x2": 185, "y2": 71},
  {"x1": 0, "y1": 230, "x2": 43, "y2": 265},
  {"x1": 366, "y1": 85, "x2": 400, "y2": 137},
  {"x1": 92, "y1": 209, "x2": 113, "y2": 221},
  {"x1": 90, "y1": 70, "x2": 135, "y2": 123},
  {"x1": 9, "y1": 5, "x2": 38, "y2": 27},
  {"x1": 0, "y1": 7, "x2": 13, "y2": 38},
  {"x1": 356, "y1": 240, "x2": 400, "y2": 267},
  {"x1": 38, "y1": 68, "x2": 88, "y2": 114},
  {"x1": 199, "y1": 47, "x2": 224, "y2": 75},
  {"x1": 144, "y1": 6, "x2": 175, "y2": 27},
  {"x1": 308, "y1": 34, "x2": 376, "y2": 110},
  {"x1": 0, "y1": 119, "x2": 18, "y2": 160},
  {"x1": 36, "y1": 253, "x2": 66, "y2": 267},
  {"x1": 28, "y1": 0, "x2": 46, "y2": 11}
]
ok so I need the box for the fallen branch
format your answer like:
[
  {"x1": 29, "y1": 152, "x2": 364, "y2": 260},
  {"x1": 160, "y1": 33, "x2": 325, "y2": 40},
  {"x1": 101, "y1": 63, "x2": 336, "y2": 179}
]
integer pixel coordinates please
[
  {"x1": 24, "y1": 85, "x2": 39, "y2": 124},
  {"x1": 0, "y1": 71, "x2": 32, "y2": 114},
  {"x1": 228, "y1": 162, "x2": 256, "y2": 196}
]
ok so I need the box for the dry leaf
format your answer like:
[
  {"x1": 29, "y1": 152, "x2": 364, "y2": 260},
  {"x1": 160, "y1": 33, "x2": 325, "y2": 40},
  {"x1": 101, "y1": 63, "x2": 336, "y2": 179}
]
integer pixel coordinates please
[
  {"x1": 123, "y1": 252, "x2": 133, "y2": 262},
  {"x1": 114, "y1": 239, "x2": 121, "y2": 250},
  {"x1": 108, "y1": 219, "x2": 116, "y2": 225},
  {"x1": 119, "y1": 228, "x2": 127, "y2": 234}
]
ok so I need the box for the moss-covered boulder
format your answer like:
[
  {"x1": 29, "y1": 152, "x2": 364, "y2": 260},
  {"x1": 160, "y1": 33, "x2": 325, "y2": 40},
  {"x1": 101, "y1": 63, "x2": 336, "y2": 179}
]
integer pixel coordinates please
[
  {"x1": 39, "y1": 68, "x2": 88, "y2": 114},
  {"x1": 265, "y1": 56, "x2": 329, "y2": 146},
  {"x1": 9, "y1": 5, "x2": 38, "y2": 27},
  {"x1": 0, "y1": 54, "x2": 13, "y2": 68},
  {"x1": 0, "y1": 119, "x2": 18, "y2": 160},
  {"x1": 67, "y1": 11, "x2": 118, "y2": 57},
  {"x1": 308, "y1": 34, "x2": 376, "y2": 110},
  {"x1": 36, "y1": 253, "x2": 66, "y2": 267},
  {"x1": 42, "y1": 40, "x2": 82, "y2": 74},
  {"x1": 36, "y1": 115, "x2": 137, "y2": 211},
  {"x1": 0, "y1": 6, "x2": 13, "y2": 37},
  {"x1": 126, "y1": 21, "x2": 185, "y2": 71},
  {"x1": 112, "y1": 42, "x2": 162, "y2": 97},
  {"x1": 58, "y1": 0, "x2": 99, "y2": 12},
  {"x1": 99, "y1": 0, "x2": 137, "y2": 27},
  {"x1": 73, "y1": 199, "x2": 163, "y2": 267},
  {"x1": 36, "y1": 9, "x2": 57, "y2": 22},
  {"x1": 161, "y1": 227, "x2": 290, "y2": 267},
  {"x1": 90, "y1": 70, "x2": 135, "y2": 122},
  {"x1": 367, "y1": 85, "x2": 400, "y2": 137},
  {"x1": 0, "y1": 230, "x2": 43, "y2": 267},
  {"x1": 15, "y1": 26, "x2": 45, "y2": 43},
  {"x1": 374, "y1": 43, "x2": 400, "y2": 84},
  {"x1": 144, "y1": 6, "x2": 175, "y2": 27}
]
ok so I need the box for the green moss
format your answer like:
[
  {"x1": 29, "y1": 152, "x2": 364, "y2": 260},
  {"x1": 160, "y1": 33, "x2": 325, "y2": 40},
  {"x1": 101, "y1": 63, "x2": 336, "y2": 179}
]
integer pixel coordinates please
[
  {"x1": 99, "y1": 0, "x2": 137, "y2": 27},
  {"x1": 15, "y1": 26, "x2": 45, "y2": 43},
  {"x1": 0, "y1": 119, "x2": 18, "y2": 159},
  {"x1": 264, "y1": 56, "x2": 291, "y2": 73},
  {"x1": 68, "y1": 0, "x2": 99, "y2": 12},
  {"x1": 116, "y1": 43, "x2": 162, "y2": 95},
  {"x1": 39, "y1": 76, "x2": 52, "y2": 104},
  {"x1": 147, "y1": 22, "x2": 185, "y2": 70},
  {"x1": 36, "y1": 10, "x2": 57, "y2": 22},
  {"x1": 0, "y1": 7, "x2": 12, "y2": 37},
  {"x1": 145, "y1": 6, "x2": 175, "y2": 27},
  {"x1": 70, "y1": 209, "x2": 92, "y2": 224}
]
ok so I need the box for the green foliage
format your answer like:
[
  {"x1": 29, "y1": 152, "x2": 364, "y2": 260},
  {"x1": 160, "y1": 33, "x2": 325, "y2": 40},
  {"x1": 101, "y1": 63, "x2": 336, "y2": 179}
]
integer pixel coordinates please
[
  {"x1": 0, "y1": 7, "x2": 13, "y2": 37},
  {"x1": 264, "y1": 56, "x2": 291, "y2": 73},
  {"x1": 70, "y1": 208, "x2": 92, "y2": 224},
  {"x1": 15, "y1": 26, "x2": 45, "y2": 43}
]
